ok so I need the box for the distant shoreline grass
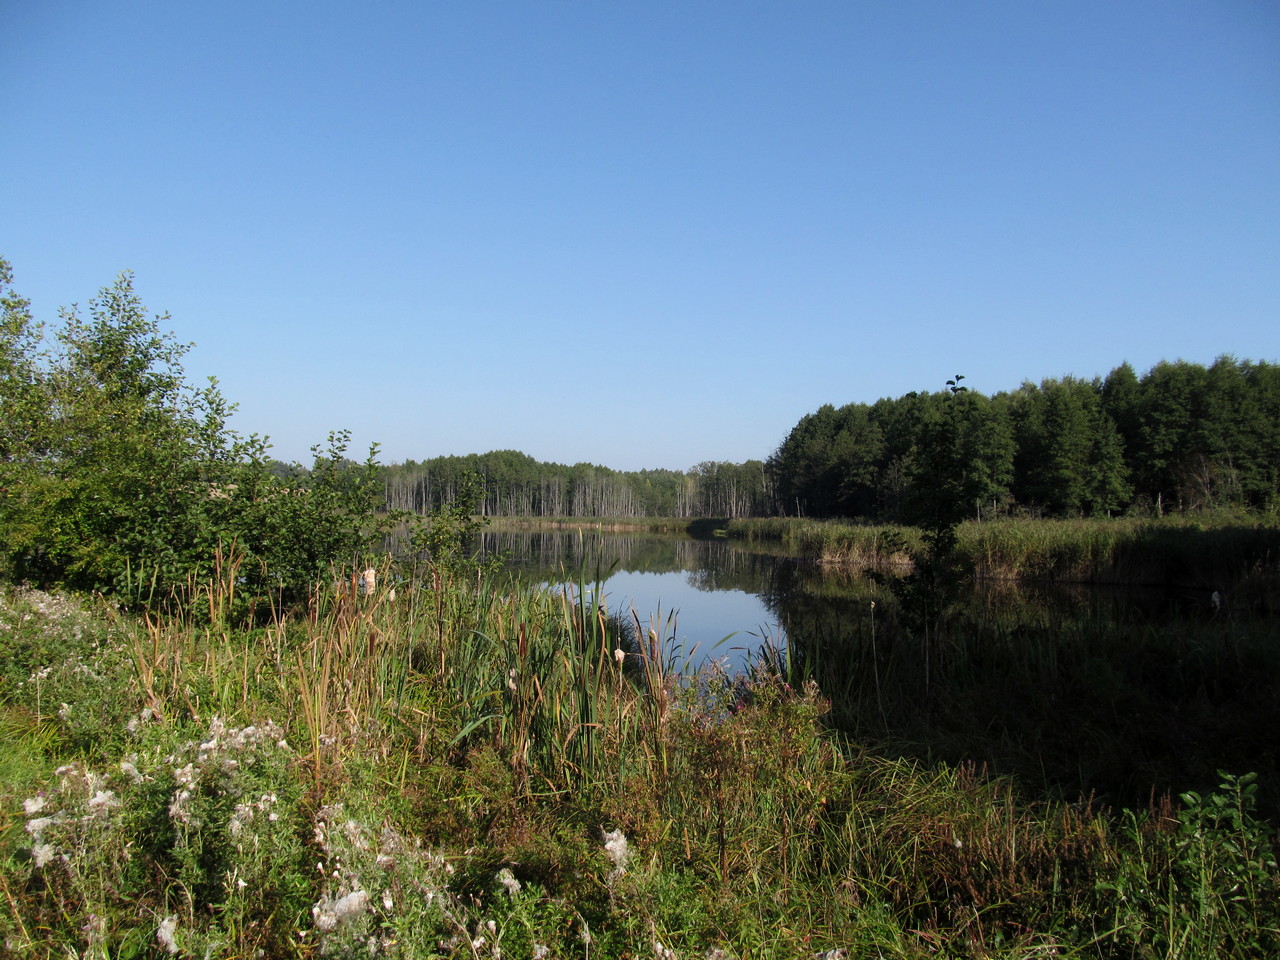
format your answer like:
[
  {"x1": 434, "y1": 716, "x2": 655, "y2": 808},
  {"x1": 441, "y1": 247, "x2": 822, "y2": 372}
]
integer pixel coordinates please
[
  {"x1": 723, "y1": 513, "x2": 1280, "y2": 590},
  {"x1": 484, "y1": 512, "x2": 1280, "y2": 589}
]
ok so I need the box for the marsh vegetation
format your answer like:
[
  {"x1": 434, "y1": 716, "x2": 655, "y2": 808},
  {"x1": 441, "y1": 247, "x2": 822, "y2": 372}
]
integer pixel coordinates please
[{"x1": 4, "y1": 564, "x2": 1279, "y2": 959}]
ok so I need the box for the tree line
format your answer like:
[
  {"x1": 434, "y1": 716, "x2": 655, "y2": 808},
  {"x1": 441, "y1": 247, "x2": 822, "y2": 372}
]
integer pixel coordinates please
[
  {"x1": 382, "y1": 359, "x2": 1280, "y2": 524},
  {"x1": 381, "y1": 453, "x2": 773, "y2": 519},
  {"x1": 767, "y1": 359, "x2": 1280, "y2": 522}
]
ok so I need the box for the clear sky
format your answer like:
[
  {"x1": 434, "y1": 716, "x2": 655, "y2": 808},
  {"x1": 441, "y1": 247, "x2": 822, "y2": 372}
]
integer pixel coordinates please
[{"x1": 4, "y1": 1, "x2": 1278, "y2": 471}]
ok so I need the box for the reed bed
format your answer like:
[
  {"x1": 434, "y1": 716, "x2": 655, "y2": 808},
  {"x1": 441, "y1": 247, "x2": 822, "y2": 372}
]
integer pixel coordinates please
[
  {"x1": 725, "y1": 513, "x2": 1280, "y2": 591},
  {"x1": 2, "y1": 572, "x2": 1278, "y2": 959},
  {"x1": 723, "y1": 517, "x2": 920, "y2": 569}
]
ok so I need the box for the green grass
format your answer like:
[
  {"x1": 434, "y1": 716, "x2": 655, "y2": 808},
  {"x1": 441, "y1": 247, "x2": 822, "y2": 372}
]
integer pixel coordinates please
[
  {"x1": 723, "y1": 513, "x2": 1280, "y2": 590},
  {"x1": 1, "y1": 574, "x2": 1278, "y2": 959}
]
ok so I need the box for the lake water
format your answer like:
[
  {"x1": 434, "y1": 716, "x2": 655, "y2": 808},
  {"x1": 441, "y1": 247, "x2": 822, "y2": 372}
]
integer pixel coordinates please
[
  {"x1": 478, "y1": 530, "x2": 792, "y2": 672},
  {"x1": 475, "y1": 527, "x2": 1227, "y2": 674},
  {"x1": 475, "y1": 527, "x2": 1279, "y2": 816}
]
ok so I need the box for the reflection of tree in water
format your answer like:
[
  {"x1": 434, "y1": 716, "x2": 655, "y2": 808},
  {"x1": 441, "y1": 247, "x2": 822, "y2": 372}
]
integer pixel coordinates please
[
  {"x1": 479, "y1": 531, "x2": 789, "y2": 591},
  {"x1": 684, "y1": 548, "x2": 785, "y2": 594},
  {"x1": 477, "y1": 530, "x2": 1279, "y2": 817},
  {"x1": 478, "y1": 531, "x2": 697, "y2": 580},
  {"x1": 771, "y1": 565, "x2": 1280, "y2": 819}
]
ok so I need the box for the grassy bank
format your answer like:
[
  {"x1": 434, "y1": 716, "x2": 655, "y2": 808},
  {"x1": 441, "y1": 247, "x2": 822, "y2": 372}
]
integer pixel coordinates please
[
  {"x1": 2, "y1": 576, "x2": 1278, "y2": 958},
  {"x1": 485, "y1": 512, "x2": 1280, "y2": 593},
  {"x1": 722, "y1": 514, "x2": 1280, "y2": 590}
]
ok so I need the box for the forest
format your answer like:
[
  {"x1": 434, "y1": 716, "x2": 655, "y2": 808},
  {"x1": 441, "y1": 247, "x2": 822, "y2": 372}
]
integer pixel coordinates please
[
  {"x1": 767, "y1": 362, "x2": 1280, "y2": 522},
  {"x1": 379, "y1": 359, "x2": 1280, "y2": 523},
  {"x1": 381, "y1": 452, "x2": 772, "y2": 519}
]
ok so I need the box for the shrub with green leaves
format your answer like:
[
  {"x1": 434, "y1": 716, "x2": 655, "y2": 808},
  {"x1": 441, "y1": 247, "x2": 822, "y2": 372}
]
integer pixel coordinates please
[
  {"x1": 1100, "y1": 772, "x2": 1280, "y2": 958},
  {"x1": 0, "y1": 259, "x2": 385, "y2": 614}
]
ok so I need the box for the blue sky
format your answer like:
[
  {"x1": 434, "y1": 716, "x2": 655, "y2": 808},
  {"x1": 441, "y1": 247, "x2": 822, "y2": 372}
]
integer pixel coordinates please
[{"x1": 4, "y1": 1, "x2": 1278, "y2": 470}]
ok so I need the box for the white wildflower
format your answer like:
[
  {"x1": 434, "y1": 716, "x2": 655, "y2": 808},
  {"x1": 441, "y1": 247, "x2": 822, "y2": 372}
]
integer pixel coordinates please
[
  {"x1": 533, "y1": 945, "x2": 549, "y2": 960},
  {"x1": 120, "y1": 760, "x2": 143, "y2": 783},
  {"x1": 87, "y1": 790, "x2": 118, "y2": 813},
  {"x1": 654, "y1": 940, "x2": 678, "y2": 960},
  {"x1": 25, "y1": 816, "x2": 56, "y2": 837},
  {"x1": 342, "y1": 819, "x2": 370, "y2": 849},
  {"x1": 614, "y1": 647, "x2": 626, "y2": 664},
  {"x1": 313, "y1": 906, "x2": 338, "y2": 933},
  {"x1": 32, "y1": 842, "x2": 56, "y2": 868},
  {"x1": 331, "y1": 890, "x2": 369, "y2": 923},
  {"x1": 83, "y1": 769, "x2": 105, "y2": 795},
  {"x1": 156, "y1": 916, "x2": 180, "y2": 955},
  {"x1": 22, "y1": 795, "x2": 47, "y2": 815},
  {"x1": 169, "y1": 788, "x2": 194, "y2": 824},
  {"x1": 382, "y1": 890, "x2": 394, "y2": 911},
  {"x1": 603, "y1": 827, "x2": 630, "y2": 874},
  {"x1": 496, "y1": 867, "x2": 521, "y2": 896}
]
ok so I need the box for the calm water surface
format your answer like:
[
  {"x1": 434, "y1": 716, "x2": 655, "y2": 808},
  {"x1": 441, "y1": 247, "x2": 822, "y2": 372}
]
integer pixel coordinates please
[
  {"x1": 478, "y1": 530, "x2": 791, "y2": 671},
  {"x1": 474, "y1": 527, "x2": 1278, "y2": 816}
]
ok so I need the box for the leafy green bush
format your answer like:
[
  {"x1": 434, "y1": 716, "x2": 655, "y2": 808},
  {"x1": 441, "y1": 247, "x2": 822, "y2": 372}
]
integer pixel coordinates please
[
  {"x1": 1100, "y1": 772, "x2": 1280, "y2": 958},
  {"x1": 0, "y1": 259, "x2": 385, "y2": 614}
]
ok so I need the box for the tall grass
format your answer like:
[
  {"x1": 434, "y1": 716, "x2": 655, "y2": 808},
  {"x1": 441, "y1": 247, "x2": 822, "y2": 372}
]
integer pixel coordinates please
[
  {"x1": 2, "y1": 573, "x2": 1278, "y2": 958},
  {"x1": 725, "y1": 513, "x2": 1280, "y2": 591}
]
